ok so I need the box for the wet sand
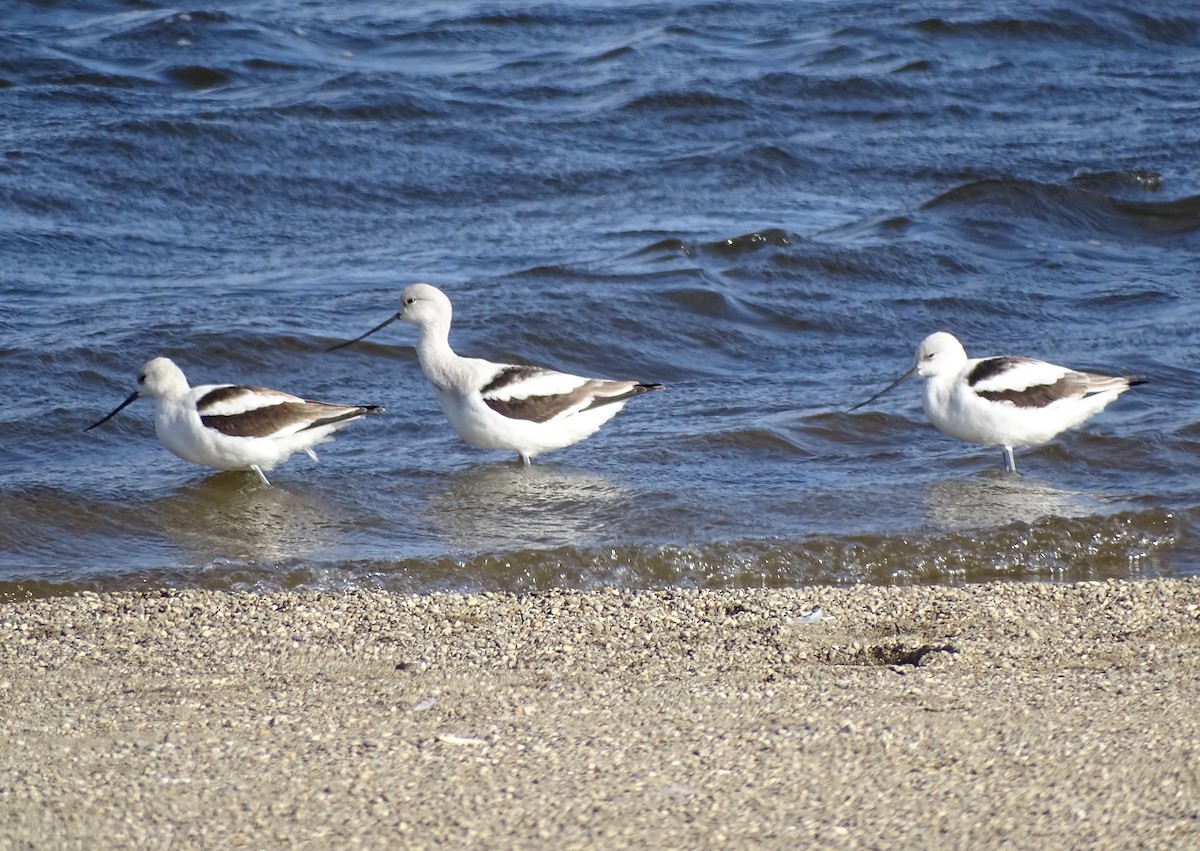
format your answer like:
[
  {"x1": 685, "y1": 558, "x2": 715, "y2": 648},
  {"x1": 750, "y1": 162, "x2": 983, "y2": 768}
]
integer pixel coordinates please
[{"x1": 3, "y1": 579, "x2": 1199, "y2": 849}]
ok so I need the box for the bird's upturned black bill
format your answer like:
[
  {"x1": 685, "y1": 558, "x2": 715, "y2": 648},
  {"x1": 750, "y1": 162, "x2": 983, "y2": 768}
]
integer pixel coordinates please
[
  {"x1": 85, "y1": 391, "x2": 139, "y2": 431},
  {"x1": 326, "y1": 313, "x2": 402, "y2": 351},
  {"x1": 847, "y1": 366, "x2": 916, "y2": 412}
]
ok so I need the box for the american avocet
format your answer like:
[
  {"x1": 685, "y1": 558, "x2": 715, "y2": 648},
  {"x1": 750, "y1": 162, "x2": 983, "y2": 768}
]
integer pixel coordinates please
[
  {"x1": 850, "y1": 332, "x2": 1144, "y2": 473},
  {"x1": 330, "y1": 283, "x2": 664, "y2": 464},
  {"x1": 86, "y1": 357, "x2": 383, "y2": 485}
]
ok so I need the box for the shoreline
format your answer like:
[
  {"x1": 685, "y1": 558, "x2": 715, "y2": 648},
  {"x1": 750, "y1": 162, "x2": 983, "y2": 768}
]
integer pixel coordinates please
[{"x1": 3, "y1": 578, "x2": 1199, "y2": 848}]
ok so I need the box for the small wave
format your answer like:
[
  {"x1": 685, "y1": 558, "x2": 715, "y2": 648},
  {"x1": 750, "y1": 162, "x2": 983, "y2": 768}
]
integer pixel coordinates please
[
  {"x1": 55, "y1": 71, "x2": 144, "y2": 90},
  {"x1": 621, "y1": 89, "x2": 746, "y2": 114},
  {"x1": 919, "y1": 176, "x2": 1200, "y2": 241},
  {"x1": 704, "y1": 228, "x2": 796, "y2": 256},
  {"x1": 659, "y1": 287, "x2": 742, "y2": 319},
  {"x1": 677, "y1": 427, "x2": 808, "y2": 458},
  {"x1": 0, "y1": 508, "x2": 1176, "y2": 600},
  {"x1": 910, "y1": 13, "x2": 1123, "y2": 46},
  {"x1": 891, "y1": 59, "x2": 932, "y2": 74},
  {"x1": 1067, "y1": 169, "x2": 1163, "y2": 196},
  {"x1": 813, "y1": 410, "x2": 919, "y2": 448},
  {"x1": 161, "y1": 64, "x2": 235, "y2": 89},
  {"x1": 419, "y1": 508, "x2": 1178, "y2": 588},
  {"x1": 629, "y1": 238, "x2": 691, "y2": 258},
  {"x1": 915, "y1": 8, "x2": 1198, "y2": 49},
  {"x1": 1107, "y1": 195, "x2": 1200, "y2": 237},
  {"x1": 1125, "y1": 12, "x2": 1200, "y2": 46},
  {"x1": 624, "y1": 228, "x2": 815, "y2": 271}
]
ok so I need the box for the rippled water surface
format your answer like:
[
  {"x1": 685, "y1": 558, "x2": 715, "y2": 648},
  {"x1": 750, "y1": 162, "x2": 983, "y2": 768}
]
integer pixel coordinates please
[{"x1": 3, "y1": 1, "x2": 1199, "y2": 596}]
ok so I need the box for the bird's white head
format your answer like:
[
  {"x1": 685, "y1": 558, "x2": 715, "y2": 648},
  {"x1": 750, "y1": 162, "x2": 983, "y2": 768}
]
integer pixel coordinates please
[
  {"x1": 136, "y1": 357, "x2": 190, "y2": 400},
  {"x1": 327, "y1": 283, "x2": 455, "y2": 352},
  {"x1": 84, "y1": 356, "x2": 190, "y2": 431},
  {"x1": 915, "y1": 332, "x2": 968, "y2": 379},
  {"x1": 847, "y1": 332, "x2": 970, "y2": 413},
  {"x1": 400, "y1": 283, "x2": 452, "y2": 329}
]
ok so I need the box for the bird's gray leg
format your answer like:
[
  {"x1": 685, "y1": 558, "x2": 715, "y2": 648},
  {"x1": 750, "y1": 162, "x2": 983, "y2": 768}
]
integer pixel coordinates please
[
  {"x1": 1002, "y1": 446, "x2": 1017, "y2": 474},
  {"x1": 518, "y1": 453, "x2": 532, "y2": 466},
  {"x1": 251, "y1": 465, "x2": 272, "y2": 486}
]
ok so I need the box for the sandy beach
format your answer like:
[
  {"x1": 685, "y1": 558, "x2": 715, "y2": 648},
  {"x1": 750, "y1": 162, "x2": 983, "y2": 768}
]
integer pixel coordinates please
[{"x1": 2, "y1": 578, "x2": 1199, "y2": 849}]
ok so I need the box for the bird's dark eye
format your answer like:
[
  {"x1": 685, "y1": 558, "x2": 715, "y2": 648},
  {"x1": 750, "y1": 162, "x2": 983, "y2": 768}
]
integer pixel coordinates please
[
  {"x1": 137, "y1": 373, "x2": 147, "y2": 383},
  {"x1": 924, "y1": 352, "x2": 936, "y2": 360},
  {"x1": 405, "y1": 297, "x2": 416, "y2": 305}
]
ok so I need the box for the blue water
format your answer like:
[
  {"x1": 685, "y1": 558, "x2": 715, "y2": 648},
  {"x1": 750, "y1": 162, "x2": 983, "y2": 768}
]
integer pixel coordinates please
[{"x1": 2, "y1": 1, "x2": 1198, "y2": 596}]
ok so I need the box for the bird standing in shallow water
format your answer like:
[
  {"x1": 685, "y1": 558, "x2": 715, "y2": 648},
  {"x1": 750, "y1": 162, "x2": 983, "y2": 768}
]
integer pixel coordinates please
[
  {"x1": 86, "y1": 357, "x2": 382, "y2": 485},
  {"x1": 330, "y1": 283, "x2": 664, "y2": 465},
  {"x1": 850, "y1": 332, "x2": 1144, "y2": 473}
]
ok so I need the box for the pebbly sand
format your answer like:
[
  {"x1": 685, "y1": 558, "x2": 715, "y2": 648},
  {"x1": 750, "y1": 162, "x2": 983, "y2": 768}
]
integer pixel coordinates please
[{"x1": 2, "y1": 579, "x2": 1199, "y2": 849}]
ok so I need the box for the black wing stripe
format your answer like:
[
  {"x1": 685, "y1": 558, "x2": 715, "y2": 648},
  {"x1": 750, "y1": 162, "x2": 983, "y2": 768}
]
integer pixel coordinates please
[
  {"x1": 480, "y1": 365, "x2": 545, "y2": 395},
  {"x1": 966, "y1": 357, "x2": 1025, "y2": 387},
  {"x1": 484, "y1": 394, "x2": 577, "y2": 423},
  {"x1": 975, "y1": 377, "x2": 1075, "y2": 408}
]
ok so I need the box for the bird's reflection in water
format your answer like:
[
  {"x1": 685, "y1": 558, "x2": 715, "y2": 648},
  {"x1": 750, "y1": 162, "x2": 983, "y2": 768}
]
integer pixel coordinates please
[
  {"x1": 154, "y1": 472, "x2": 342, "y2": 565},
  {"x1": 425, "y1": 462, "x2": 630, "y2": 551},
  {"x1": 924, "y1": 473, "x2": 1102, "y2": 533}
]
